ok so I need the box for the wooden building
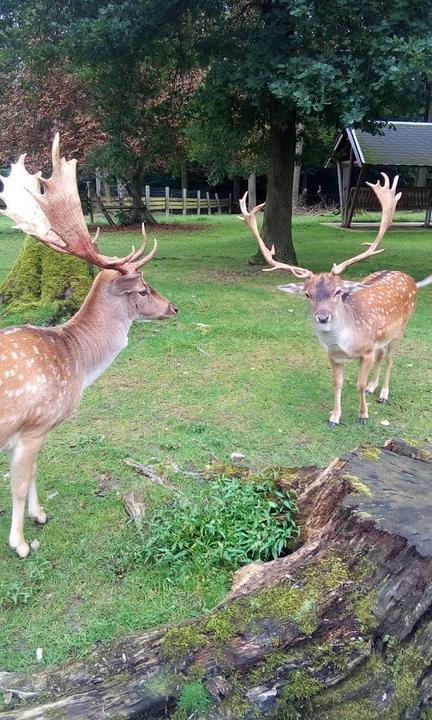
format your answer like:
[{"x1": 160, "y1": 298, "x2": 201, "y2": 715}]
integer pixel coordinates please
[{"x1": 327, "y1": 122, "x2": 432, "y2": 227}]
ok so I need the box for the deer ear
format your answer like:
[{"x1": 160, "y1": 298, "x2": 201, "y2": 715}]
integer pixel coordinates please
[
  {"x1": 277, "y1": 283, "x2": 306, "y2": 295},
  {"x1": 109, "y1": 273, "x2": 145, "y2": 296},
  {"x1": 341, "y1": 280, "x2": 368, "y2": 296}
]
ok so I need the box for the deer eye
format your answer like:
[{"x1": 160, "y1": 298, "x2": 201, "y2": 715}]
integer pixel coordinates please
[
  {"x1": 138, "y1": 289, "x2": 148, "y2": 297},
  {"x1": 304, "y1": 291, "x2": 310, "y2": 299}
]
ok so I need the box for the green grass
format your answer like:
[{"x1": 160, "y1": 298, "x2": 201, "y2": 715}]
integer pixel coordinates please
[{"x1": 0, "y1": 212, "x2": 431, "y2": 671}]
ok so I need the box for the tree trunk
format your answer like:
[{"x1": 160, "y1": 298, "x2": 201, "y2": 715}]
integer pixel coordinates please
[
  {"x1": 2, "y1": 438, "x2": 432, "y2": 719},
  {"x1": 232, "y1": 176, "x2": 242, "y2": 213},
  {"x1": 247, "y1": 172, "x2": 257, "y2": 210},
  {"x1": 129, "y1": 162, "x2": 156, "y2": 224},
  {"x1": 261, "y1": 109, "x2": 298, "y2": 264},
  {"x1": 0, "y1": 238, "x2": 94, "y2": 323},
  {"x1": 180, "y1": 160, "x2": 188, "y2": 192}
]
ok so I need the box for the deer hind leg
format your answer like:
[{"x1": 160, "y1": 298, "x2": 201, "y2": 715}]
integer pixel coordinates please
[
  {"x1": 328, "y1": 359, "x2": 344, "y2": 428},
  {"x1": 358, "y1": 352, "x2": 374, "y2": 424},
  {"x1": 366, "y1": 350, "x2": 385, "y2": 395},
  {"x1": 9, "y1": 434, "x2": 45, "y2": 558},
  {"x1": 379, "y1": 340, "x2": 398, "y2": 403}
]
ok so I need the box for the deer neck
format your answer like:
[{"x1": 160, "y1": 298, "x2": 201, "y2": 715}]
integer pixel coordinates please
[
  {"x1": 314, "y1": 304, "x2": 356, "y2": 357},
  {"x1": 60, "y1": 272, "x2": 132, "y2": 388}
]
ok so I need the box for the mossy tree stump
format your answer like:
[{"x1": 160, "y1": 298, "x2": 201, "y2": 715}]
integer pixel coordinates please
[
  {"x1": 1, "y1": 438, "x2": 432, "y2": 719},
  {"x1": 0, "y1": 237, "x2": 94, "y2": 323}
]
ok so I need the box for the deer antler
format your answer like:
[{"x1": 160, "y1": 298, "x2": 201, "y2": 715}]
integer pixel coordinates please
[
  {"x1": 239, "y1": 192, "x2": 312, "y2": 279},
  {"x1": 0, "y1": 134, "x2": 157, "y2": 274},
  {"x1": 331, "y1": 173, "x2": 401, "y2": 275}
]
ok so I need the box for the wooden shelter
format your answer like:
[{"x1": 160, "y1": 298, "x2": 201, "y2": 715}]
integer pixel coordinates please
[{"x1": 327, "y1": 122, "x2": 432, "y2": 227}]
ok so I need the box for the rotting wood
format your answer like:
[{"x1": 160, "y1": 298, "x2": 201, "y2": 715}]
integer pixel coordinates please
[{"x1": 2, "y1": 439, "x2": 432, "y2": 719}]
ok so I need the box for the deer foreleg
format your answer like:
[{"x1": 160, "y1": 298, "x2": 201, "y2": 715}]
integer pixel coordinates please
[
  {"x1": 9, "y1": 434, "x2": 45, "y2": 558},
  {"x1": 379, "y1": 341, "x2": 397, "y2": 403},
  {"x1": 366, "y1": 350, "x2": 385, "y2": 395},
  {"x1": 329, "y1": 359, "x2": 344, "y2": 428},
  {"x1": 28, "y1": 467, "x2": 47, "y2": 525},
  {"x1": 358, "y1": 352, "x2": 374, "y2": 423}
]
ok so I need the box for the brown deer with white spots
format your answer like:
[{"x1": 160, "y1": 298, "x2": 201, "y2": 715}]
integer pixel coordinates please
[
  {"x1": 0, "y1": 135, "x2": 177, "y2": 557},
  {"x1": 240, "y1": 174, "x2": 419, "y2": 427}
]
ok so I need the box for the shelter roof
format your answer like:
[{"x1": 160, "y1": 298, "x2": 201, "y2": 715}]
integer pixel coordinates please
[{"x1": 328, "y1": 122, "x2": 432, "y2": 167}]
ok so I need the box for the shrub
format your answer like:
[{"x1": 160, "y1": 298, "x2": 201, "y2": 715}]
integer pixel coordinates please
[{"x1": 141, "y1": 476, "x2": 299, "y2": 571}]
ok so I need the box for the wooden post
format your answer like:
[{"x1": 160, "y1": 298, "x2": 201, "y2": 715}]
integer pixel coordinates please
[
  {"x1": 206, "y1": 191, "x2": 211, "y2": 215},
  {"x1": 116, "y1": 179, "x2": 123, "y2": 209},
  {"x1": 197, "y1": 190, "x2": 201, "y2": 215},
  {"x1": 165, "y1": 187, "x2": 170, "y2": 216},
  {"x1": 145, "y1": 185, "x2": 150, "y2": 208},
  {"x1": 182, "y1": 188, "x2": 187, "y2": 216},
  {"x1": 425, "y1": 190, "x2": 432, "y2": 228},
  {"x1": 346, "y1": 166, "x2": 365, "y2": 228},
  {"x1": 86, "y1": 182, "x2": 94, "y2": 224},
  {"x1": 341, "y1": 149, "x2": 354, "y2": 227},
  {"x1": 336, "y1": 161, "x2": 344, "y2": 219},
  {"x1": 228, "y1": 193, "x2": 232, "y2": 214},
  {"x1": 215, "y1": 193, "x2": 221, "y2": 214}
]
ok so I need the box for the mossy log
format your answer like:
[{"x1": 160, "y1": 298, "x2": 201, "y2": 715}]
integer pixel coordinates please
[
  {"x1": 1, "y1": 438, "x2": 432, "y2": 719},
  {"x1": 0, "y1": 237, "x2": 94, "y2": 322}
]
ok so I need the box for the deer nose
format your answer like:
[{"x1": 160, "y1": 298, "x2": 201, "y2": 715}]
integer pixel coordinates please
[
  {"x1": 316, "y1": 312, "x2": 331, "y2": 324},
  {"x1": 170, "y1": 303, "x2": 178, "y2": 314}
]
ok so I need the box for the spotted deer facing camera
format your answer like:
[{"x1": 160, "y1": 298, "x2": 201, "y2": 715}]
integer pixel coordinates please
[
  {"x1": 0, "y1": 135, "x2": 177, "y2": 557},
  {"x1": 240, "y1": 174, "x2": 418, "y2": 427}
]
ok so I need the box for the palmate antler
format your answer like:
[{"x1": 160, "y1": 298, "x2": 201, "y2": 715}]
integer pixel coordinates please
[
  {"x1": 240, "y1": 173, "x2": 401, "y2": 278},
  {"x1": 331, "y1": 173, "x2": 401, "y2": 275},
  {"x1": 0, "y1": 134, "x2": 157, "y2": 274},
  {"x1": 238, "y1": 193, "x2": 312, "y2": 279}
]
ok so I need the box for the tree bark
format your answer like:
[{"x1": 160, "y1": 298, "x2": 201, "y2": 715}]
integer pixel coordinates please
[
  {"x1": 2, "y1": 438, "x2": 432, "y2": 719},
  {"x1": 128, "y1": 161, "x2": 156, "y2": 224},
  {"x1": 247, "y1": 172, "x2": 257, "y2": 210},
  {"x1": 232, "y1": 176, "x2": 242, "y2": 213},
  {"x1": 261, "y1": 109, "x2": 298, "y2": 264},
  {"x1": 180, "y1": 160, "x2": 188, "y2": 192}
]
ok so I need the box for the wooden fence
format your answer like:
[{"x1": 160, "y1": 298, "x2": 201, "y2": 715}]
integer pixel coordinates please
[{"x1": 83, "y1": 185, "x2": 232, "y2": 221}]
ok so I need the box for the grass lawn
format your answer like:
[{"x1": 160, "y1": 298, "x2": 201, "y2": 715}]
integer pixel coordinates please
[{"x1": 0, "y1": 212, "x2": 431, "y2": 671}]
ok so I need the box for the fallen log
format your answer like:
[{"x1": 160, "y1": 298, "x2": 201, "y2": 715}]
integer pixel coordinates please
[{"x1": 1, "y1": 438, "x2": 432, "y2": 719}]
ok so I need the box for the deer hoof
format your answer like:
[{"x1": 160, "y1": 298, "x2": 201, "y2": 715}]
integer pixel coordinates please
[
  {"x1": 32, "y1": 509, "x2": 47, "y2": 525},
  {"x1": 15, "y1": 542, "x2": 30, "y2": 559},
  {"x1": 358, "y1": 417, "x2": 369, "y2": 425},
  {"x1": 328, "y1": 420, "x2": 339, "y2": 429},
  {"x1": 378, "y1": 397, "x2": 388, "y2": 404}
]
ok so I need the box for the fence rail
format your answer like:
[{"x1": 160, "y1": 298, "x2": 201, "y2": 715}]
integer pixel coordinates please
[{"x1": 82, "y1": 184, "x2": 232, "y2": 221}]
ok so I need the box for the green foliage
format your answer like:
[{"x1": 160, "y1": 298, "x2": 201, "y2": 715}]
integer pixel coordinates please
[
  {"x1": 281, "y1": 669, "x2": 323, "y2": 702},
  {"x1": 174, "y1": 681, "x2": 213, "y2": 719},
  {"x1": 0, "y1": 236, "x2": 93, "y2": 321},
  {"x1": 140, "y1": 476, "x2": 298, "y2": 571}
]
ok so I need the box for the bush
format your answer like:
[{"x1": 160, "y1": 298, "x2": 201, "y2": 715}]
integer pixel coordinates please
[{"x1": 141, "y1": 476, "x2": 299, "y2": 571}]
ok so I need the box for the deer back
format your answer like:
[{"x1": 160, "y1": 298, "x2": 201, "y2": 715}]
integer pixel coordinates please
[{"x1": 347, "y1": 270, "x2": 417, "y2": 346}]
